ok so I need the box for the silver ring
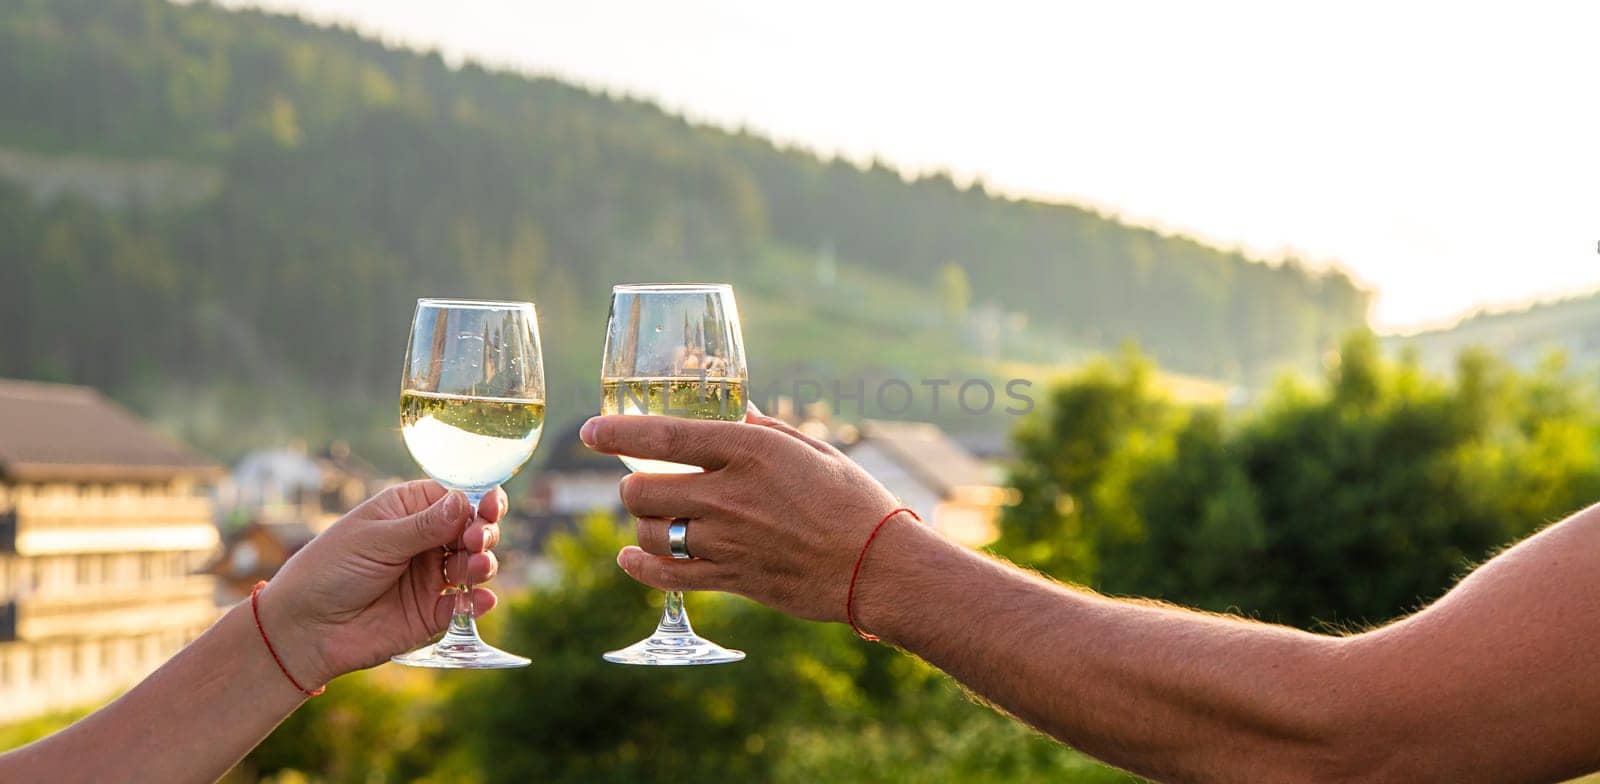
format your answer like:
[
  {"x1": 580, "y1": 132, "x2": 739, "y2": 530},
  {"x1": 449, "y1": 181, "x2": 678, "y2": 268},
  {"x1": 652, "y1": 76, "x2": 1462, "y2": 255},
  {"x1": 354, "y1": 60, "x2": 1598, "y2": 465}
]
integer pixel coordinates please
[{"x1": 667, "y1": 518, "x2": 691, "y2": 560}]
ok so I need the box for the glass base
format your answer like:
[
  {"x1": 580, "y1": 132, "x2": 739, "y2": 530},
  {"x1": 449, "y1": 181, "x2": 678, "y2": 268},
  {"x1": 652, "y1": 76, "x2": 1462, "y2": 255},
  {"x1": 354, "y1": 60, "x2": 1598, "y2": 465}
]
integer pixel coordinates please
[
  {"x1": 603, "y1": 630, "x2": 745, "y2": 666},
  {"x1": 607, "y1": 590, "x2": 743, "y2": 666},
  {"x1": 391, "y1": 631, "x2": 530, "y2": 670}
]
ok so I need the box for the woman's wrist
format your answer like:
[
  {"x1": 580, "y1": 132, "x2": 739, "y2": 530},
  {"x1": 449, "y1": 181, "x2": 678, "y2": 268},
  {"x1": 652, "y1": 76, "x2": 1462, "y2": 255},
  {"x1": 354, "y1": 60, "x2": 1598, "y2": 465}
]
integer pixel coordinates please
[{"x1": 253, "y1": 581, "x2": 336, "y2": 691}]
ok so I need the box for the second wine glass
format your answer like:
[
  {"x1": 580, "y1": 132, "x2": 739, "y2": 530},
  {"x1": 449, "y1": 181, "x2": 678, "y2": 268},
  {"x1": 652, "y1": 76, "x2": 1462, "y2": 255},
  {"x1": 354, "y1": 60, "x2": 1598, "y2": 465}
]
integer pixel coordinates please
[{"x1": 600, "y1": 283, "x2": 747, "y2": 666}]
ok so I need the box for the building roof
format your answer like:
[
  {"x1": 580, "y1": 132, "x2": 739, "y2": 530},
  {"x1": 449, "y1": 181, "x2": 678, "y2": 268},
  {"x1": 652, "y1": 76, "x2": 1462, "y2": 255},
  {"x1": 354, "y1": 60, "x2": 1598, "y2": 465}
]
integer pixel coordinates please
[
  {"x1": 207, "y1": 518, "x2": 317, "y2": 583},
  {"x1": 232, "y1": 448, "x2": 323, "y2": 490},
  {"x1": 315, "y1": 440, "x2": 390, "y2": 484},
  {"x1": 852, "y1": 420, "x2": 996, "y2": 497},
  {"x1": 253, "y1": 518, "x2": 317, "y2": 548},
  {"x1": 0, "y1": 378, "x2": 221, "y2": 481},
  {"x1": 952, "y1": 430, "x2": 1013, "y2": 462}
]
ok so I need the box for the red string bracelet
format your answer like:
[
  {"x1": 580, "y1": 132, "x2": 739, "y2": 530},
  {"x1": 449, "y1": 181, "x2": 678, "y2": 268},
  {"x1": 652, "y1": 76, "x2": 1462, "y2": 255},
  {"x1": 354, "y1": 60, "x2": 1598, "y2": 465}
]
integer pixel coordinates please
[
  {"x1": 250, "y1": 581, "x2": 325, "y2": 697},
  {"x1": 846, "y1": 507, "x2": 920, "y2": 642}
]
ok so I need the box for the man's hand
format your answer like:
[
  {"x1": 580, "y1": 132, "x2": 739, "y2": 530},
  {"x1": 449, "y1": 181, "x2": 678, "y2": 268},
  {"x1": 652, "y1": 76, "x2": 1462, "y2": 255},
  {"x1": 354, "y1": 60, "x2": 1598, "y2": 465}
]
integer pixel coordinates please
[
  {"x1": 581, "y1": 407, "x2": 901, "y2": 623},
  {"x1": 256, "y1": 480, "x2": 504, "y2": 687}
]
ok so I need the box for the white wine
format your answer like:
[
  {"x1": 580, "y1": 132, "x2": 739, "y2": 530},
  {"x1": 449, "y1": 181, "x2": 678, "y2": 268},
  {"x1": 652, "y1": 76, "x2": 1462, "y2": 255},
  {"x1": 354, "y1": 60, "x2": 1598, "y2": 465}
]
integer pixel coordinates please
[
  {"x1": 401, "y1": 390, "x2": 545, "y2": 490},
  {"x1": 600, "y1": 377, "x2": 746, "y2": 474}
]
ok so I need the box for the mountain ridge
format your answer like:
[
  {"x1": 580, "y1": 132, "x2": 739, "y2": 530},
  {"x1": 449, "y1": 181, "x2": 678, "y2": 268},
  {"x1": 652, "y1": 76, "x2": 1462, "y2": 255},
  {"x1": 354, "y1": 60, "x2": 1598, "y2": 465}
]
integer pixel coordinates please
[
  {"x1": 0, "y1": 0, "x2": 1371, "y2": 465},
  {"x1": 1386, "y1": 288, "x2": 1600, "y2": 374}
]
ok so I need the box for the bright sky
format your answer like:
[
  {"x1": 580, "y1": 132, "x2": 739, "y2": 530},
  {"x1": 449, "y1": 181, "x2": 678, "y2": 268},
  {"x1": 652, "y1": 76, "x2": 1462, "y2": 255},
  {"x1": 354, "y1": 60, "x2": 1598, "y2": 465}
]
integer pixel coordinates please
[{"x1": 227, "y1": 0, "x2": 1600, "y2": 332}]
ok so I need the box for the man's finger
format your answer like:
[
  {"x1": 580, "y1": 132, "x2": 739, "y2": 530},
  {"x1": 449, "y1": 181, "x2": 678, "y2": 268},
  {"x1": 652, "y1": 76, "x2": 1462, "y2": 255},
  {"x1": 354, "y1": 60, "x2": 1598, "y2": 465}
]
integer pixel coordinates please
[
  {"x1": 634, "y1": 516, "x2": 732, "y2": 561},
  {"x1": 581, "y1": 415, "x2": 767, "y2": 470},
  {"x1": 375, "y1": 490, "x2": 471, "y2": 560},
  {"x1": 745, "y1": 408, "x2": 840, "y2": 456},
  {"x1": 634, "y1": 516, "x2": 674, "y2": 557},
  {"x1": 618, "y1": 472, "x2": 715, "y2": 519},
  {"x1": 617, "y1": 546, "x2": 728, "y2": 591}
]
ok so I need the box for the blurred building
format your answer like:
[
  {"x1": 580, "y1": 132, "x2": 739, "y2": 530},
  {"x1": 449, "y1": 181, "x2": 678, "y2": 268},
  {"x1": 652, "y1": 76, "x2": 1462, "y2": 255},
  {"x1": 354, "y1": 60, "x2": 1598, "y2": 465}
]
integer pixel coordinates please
[
  {"x1": 218, "y1": 440, "x2": 396, "y2": 533},
  {"x1": 0, "y1": 379, "x2": 221, "y2": 723},
  {"x1": 209, "y1": 441, "x2": 398, "y2": 602},
  {"x1": 844, "y1": 420, "x2": 1014, "y2": 548},
  {"x1": 207, "y1": 519, "x2": 316, "y2": 603},
  {"x1": 527, "y1": 424, "x2": 628, "y2": 521},
  {"x1": 953, "y1": 430, "x2": 1014, "y2": 472},
  {"x1": 508, "y1": 423, "x2": 631, "y2": 587}
]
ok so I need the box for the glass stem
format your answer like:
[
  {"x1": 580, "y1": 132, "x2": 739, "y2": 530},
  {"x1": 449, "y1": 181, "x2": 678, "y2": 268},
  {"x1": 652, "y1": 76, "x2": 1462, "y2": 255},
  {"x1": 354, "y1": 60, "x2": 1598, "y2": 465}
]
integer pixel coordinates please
[
  {"x1": 658, "y1": 590, "x2": 692, "y2": 635},
  {"x1": 448, "y1": 492, "x2": 484, "y2": 639}
]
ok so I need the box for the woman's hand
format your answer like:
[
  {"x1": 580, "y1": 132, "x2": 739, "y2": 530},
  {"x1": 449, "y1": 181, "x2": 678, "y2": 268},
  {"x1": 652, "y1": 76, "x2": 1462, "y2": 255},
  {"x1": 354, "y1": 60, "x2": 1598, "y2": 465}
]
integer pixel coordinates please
[
  {"x1": 581, "y1": 408, "x2": 902, "y2": 623},
  {"x1": 0, "y1": 480, "x2": 509, "y2": 783},
  {"x1": 254, "y1": 480, "x2": 504, "y2": 687}
]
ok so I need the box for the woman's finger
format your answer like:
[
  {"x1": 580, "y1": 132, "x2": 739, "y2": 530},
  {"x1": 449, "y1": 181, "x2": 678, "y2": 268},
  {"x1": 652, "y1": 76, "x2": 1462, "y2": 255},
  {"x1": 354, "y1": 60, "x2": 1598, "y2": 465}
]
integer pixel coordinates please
[
  {"x1": 470, "y1": 550, "x2": 498, "y2": 584},
  {"x1": 443, "y1": 551, "x2": 498, "y2": 586},
  {"x1": 476, "y1": 486, "x2": 509, "y2": 523},
  {"x1": 464, "y1": 517, "x2": 500, "y2": 553},
  {"x1": 431, "y1": 587, "x2": 498, "y2": 630},
  {"x1": 372, "y1": 490, "x2": 471, "y2": 562}
]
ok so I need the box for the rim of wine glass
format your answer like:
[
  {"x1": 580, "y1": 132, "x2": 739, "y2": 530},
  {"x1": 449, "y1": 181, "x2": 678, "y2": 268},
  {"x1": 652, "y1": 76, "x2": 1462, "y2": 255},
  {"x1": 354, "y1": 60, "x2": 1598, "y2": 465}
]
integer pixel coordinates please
[
  {"x1": 416, "y1": 297, "x2": 536, "y2": 310},
  {"x1": 611, "y1": 283, "x2": 732, "y2": 293}
]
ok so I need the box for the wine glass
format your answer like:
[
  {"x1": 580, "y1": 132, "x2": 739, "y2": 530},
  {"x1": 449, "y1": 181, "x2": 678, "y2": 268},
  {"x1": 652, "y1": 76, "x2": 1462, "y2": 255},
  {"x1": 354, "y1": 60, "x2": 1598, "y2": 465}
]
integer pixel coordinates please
[
  {"x1": 600, "y1": 283, "x2": 748, "y2": 665},
  {"x1": 391, "y1": 298, "x2": 545, "y2": 669}
]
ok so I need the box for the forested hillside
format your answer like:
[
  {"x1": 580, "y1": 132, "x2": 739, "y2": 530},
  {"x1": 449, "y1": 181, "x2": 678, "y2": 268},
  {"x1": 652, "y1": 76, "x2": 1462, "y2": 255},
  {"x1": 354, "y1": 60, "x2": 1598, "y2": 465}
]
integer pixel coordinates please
[{"x1": 0, "y1": 0, "x2": 1369, "y2": 463}]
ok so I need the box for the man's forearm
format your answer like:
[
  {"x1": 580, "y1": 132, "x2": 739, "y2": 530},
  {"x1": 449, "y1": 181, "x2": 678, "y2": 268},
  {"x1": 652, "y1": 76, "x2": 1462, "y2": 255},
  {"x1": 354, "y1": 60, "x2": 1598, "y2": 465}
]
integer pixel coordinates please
[
  {"x1": 0, "y1": 601, "x2": 307, "y2": 783},
  {"x1": 594, "y1": 414, "x2": 1600, "y2": 782},
  {"x1": 851, "y1": 519, "x2": 1367, "y2": 782}
]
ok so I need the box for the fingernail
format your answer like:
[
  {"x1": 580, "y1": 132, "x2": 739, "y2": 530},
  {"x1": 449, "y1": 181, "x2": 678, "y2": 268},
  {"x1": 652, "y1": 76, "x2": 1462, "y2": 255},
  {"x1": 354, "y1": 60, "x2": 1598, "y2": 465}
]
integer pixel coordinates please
[
  {"x1": 616, "y1": 549, "x2": 633, "y2": 571},
  {"x1": 445, "y1": 492, "x2": 465, "y2": 519},
  {"x1": 580, "y1": 417, "x2": 600, "y2": 447}
]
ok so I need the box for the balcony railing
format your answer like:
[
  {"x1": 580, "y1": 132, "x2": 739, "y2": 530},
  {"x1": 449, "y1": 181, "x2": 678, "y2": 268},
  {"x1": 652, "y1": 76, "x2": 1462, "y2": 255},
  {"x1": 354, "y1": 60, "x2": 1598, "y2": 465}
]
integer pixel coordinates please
[
  {"x1": 13, "y1": 494, "x2": 214, "y2": 527},
  {"x1": 4, "y1": 576, "x2": 218, "y2": 640},
  {"x1": 3, "y1": 495, "x2": 219, "y2": 555}
]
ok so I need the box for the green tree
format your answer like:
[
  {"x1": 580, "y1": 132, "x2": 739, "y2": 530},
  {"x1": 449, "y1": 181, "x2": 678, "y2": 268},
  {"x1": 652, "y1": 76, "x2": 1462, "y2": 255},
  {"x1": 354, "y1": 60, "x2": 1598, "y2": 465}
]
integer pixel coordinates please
[
  {"x1": 1002, "y1": 334, "x2": 1600, "y2": 630},
  {"x1": 997, "y1": 348, "x2": 1183, "y2": 581}
]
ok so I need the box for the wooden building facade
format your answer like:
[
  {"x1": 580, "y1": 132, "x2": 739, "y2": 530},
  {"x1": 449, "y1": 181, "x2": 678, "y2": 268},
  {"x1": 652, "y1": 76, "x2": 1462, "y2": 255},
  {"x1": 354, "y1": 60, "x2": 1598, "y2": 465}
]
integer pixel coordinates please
[{"x1": 0, "y1": 379, "x2": 221, "y2": 723}]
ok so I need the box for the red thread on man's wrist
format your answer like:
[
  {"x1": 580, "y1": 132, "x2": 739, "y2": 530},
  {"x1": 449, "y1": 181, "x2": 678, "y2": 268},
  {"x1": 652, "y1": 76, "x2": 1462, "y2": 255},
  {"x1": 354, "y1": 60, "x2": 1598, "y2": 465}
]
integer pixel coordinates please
[
  {"x1": 250, "y1": 580, "x2": 325, "y2": 697},
  {"x1": 846, "y1": 507, "x2": 920, "y2": 642}
]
